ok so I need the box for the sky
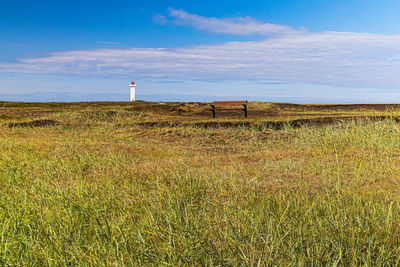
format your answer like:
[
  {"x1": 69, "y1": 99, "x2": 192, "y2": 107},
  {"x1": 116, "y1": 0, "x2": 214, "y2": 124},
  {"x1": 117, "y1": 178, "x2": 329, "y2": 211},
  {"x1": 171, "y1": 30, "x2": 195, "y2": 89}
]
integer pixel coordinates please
[{"x1": 1, "y1": 0, "x2": 400, "y2": 103}]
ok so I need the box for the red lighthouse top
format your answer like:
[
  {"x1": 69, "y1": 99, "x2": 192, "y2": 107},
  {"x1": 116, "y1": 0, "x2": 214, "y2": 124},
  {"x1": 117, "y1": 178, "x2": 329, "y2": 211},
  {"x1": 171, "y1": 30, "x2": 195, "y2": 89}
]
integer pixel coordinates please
[{"x1": 131, "y1": 81, "x2": 135, "y2": 85}]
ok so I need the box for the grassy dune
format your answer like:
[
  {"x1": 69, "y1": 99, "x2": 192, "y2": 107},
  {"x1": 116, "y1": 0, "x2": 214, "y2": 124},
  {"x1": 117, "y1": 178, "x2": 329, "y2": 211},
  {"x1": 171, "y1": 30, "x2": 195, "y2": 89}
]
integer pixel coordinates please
[{"x1": 1, "y1": 101, "x2": 400, "y2": 265}]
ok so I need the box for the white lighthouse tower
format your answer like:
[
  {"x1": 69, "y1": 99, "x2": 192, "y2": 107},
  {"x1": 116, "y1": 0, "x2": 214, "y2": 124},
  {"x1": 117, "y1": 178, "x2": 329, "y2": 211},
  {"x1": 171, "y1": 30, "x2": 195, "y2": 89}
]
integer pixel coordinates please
[{"x1": 130, "y1": 81, "x2": 136, "y2": 101}]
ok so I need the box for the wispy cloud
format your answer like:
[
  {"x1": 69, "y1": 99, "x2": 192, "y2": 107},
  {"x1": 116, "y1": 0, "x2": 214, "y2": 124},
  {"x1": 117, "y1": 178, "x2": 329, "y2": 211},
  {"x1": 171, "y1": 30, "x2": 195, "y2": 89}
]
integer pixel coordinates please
[
  {"x1": 165, "y1": 8, "x2": 302, "y2": 36},
  {"x1": 2, "y1": 10, "x2": 400, "y2": 91},
  {"x1": 153, "y1": 14, "x2": 168, "y2": 25}
]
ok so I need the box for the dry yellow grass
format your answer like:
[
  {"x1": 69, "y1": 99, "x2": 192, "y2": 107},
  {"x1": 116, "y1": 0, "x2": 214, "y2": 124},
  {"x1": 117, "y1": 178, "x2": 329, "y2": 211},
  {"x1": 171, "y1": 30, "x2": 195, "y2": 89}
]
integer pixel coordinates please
[{"x1": 1, "y1": 101, "x2": 400, "y2": 265}]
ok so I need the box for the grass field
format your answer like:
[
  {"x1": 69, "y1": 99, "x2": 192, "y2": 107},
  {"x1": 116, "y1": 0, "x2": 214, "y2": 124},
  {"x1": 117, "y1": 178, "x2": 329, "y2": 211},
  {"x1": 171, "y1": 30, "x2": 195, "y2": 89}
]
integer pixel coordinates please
[{"x1": 2, "y1": 100, "x2": 400, "y2": 265}]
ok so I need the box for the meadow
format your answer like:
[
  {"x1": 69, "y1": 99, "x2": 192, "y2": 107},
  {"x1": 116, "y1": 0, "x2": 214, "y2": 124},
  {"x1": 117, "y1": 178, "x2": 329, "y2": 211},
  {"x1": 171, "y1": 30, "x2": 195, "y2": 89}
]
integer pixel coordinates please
[{"x1": 1, "y1": 100, "x2": 400, "y2": 265}]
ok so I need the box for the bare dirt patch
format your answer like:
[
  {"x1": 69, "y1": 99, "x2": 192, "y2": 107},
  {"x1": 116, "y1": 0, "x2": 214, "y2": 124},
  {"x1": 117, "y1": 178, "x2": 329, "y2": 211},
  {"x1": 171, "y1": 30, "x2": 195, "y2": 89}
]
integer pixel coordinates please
[
  {"x1": 8, "y1": 119, "x2": 59, "y2": 128},
  {"x1": 270, "y1": 103, "x2": 400, "y2": 112},
  {"x1": 134, "y1": 115, "x2": 400, "y2": 130},
  {"x1": 195, "y1": 116, "x2": 400, "y2": 129}
]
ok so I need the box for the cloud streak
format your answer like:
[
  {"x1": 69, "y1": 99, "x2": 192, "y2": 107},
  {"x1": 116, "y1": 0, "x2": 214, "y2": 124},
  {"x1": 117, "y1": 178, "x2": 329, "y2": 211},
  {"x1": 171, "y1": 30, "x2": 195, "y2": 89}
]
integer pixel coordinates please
[
  {"x1": 2, "y1": 10, "x2": 400, "y2": 91},
  {"x1": 166, "y1": 8, "x2": 302, "y2": 36}
]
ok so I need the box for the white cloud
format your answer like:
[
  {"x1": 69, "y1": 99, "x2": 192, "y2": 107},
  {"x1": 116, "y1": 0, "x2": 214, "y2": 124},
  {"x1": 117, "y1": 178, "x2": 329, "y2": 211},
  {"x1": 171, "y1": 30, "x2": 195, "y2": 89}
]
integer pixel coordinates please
[
  {"x1": 2, "y1": 10, "x2": 400, "y2": 91},
  {"x1": 166, "y1": 8, "x2": 302, "y2": 36}
]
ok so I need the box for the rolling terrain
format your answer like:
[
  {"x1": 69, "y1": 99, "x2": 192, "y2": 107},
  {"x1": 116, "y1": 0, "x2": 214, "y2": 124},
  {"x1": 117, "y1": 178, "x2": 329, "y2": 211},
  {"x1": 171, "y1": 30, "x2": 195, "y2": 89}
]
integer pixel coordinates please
[{"x1": 1, "y1": 101, "x2": 400, "y2": 265}]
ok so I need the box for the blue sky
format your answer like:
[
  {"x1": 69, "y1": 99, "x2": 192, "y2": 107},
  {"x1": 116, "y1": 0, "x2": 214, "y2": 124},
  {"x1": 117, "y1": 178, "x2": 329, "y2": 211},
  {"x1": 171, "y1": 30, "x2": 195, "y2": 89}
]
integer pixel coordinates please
[{"x1": 1, "y1": 0, "x2": 400, "y2": 103}]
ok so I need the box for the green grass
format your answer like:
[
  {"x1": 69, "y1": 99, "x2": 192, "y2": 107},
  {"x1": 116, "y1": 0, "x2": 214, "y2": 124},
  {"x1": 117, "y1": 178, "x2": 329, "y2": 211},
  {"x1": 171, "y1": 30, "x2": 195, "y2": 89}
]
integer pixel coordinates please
[{"x1": 1, "y1": 102, "x2": 400, "y2": 265}]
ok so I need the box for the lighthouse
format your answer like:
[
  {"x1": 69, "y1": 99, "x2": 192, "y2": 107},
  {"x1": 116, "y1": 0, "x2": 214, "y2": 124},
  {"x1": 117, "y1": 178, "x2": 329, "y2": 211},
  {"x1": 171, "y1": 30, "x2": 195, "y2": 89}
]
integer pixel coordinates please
[{"x1": 130, "y1": 81, "x2": 136, "y2": 101}]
